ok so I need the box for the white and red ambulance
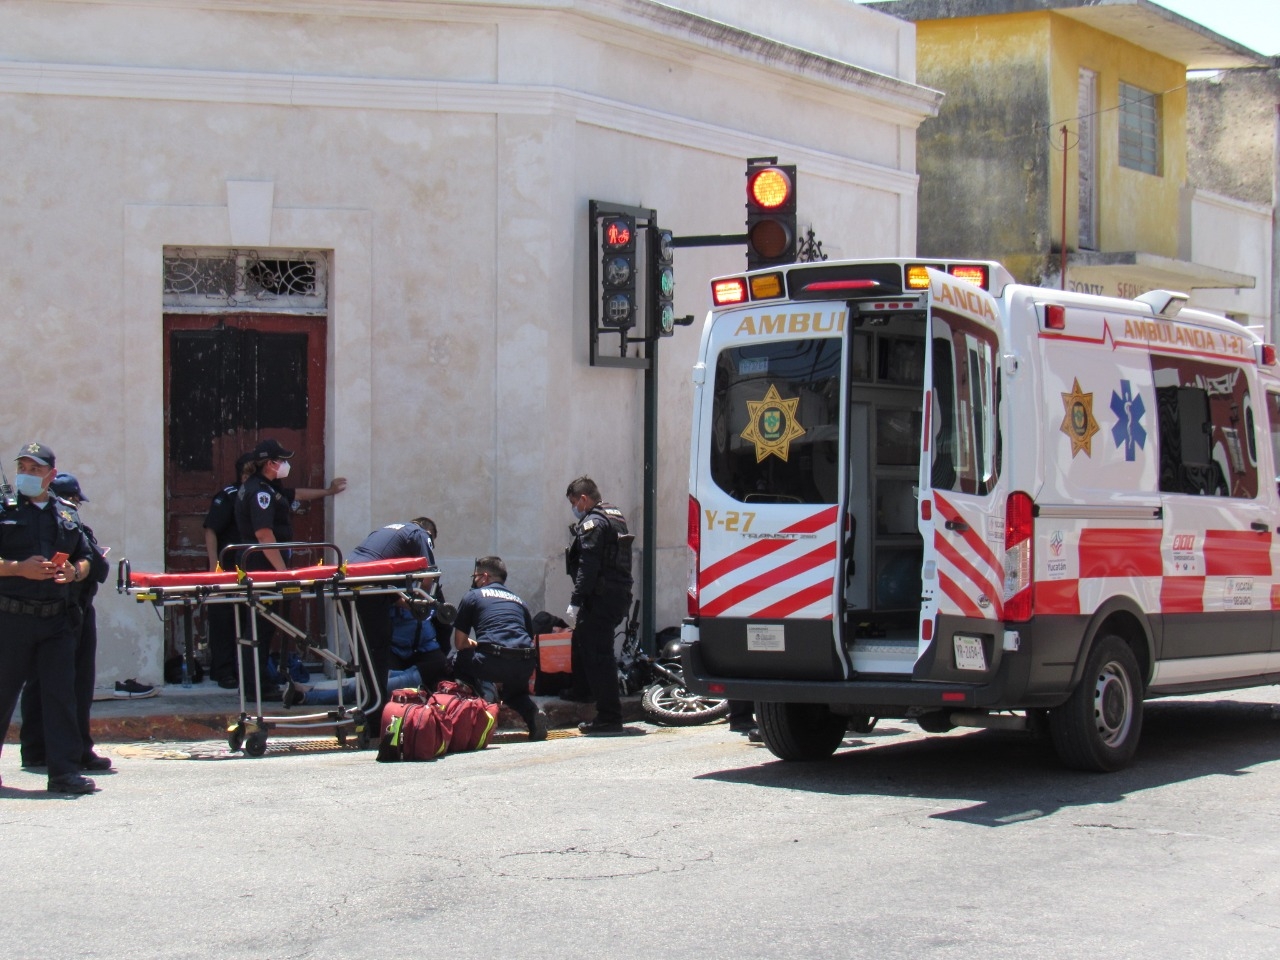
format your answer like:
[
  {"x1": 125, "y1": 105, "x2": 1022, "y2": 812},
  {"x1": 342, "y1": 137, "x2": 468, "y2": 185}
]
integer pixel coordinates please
[{"x1": 683, "y1": 258, "x2": 1280, "y2": 770}]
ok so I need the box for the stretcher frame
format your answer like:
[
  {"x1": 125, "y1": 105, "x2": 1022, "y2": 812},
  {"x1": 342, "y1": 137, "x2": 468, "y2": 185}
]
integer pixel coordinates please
[{"x1": 117, "y1": 542, "x2": 441, "y2": 755}]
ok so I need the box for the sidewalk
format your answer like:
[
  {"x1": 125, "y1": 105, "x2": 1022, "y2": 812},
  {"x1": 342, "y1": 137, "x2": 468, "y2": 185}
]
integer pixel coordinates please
[{"x1": 6, "y1": 681, "x2": 642, "y2": 745}]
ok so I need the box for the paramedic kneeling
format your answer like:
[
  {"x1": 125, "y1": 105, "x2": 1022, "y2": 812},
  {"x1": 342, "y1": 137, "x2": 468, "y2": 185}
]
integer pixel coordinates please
[{"x1": 451, "y1": 557, "x2": 547, "y2": 741}]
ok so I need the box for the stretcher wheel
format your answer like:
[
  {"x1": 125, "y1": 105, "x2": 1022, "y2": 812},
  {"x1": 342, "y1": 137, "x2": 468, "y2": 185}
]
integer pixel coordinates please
[
  {"x1": 227, "y1": 722, "x2": 245, "y2": 753},
  {"x1": 244, "y1": 731, "x2": 268, "y2": 757},
  {"x1": 335, "y1": 728, "x2": 348, "y2": 748},
  {"x1": 355, "y1": 725, "x2": 371, "y2": 751}
]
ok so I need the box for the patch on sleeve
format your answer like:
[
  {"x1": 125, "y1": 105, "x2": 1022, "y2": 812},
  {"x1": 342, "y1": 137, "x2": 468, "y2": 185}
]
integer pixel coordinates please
[
  {"x1": 257, "y1": 491, "x2": 272, "y2": 510},
  {"x1": 582, "y1": 517, "x2": 600, "y2": 531}
]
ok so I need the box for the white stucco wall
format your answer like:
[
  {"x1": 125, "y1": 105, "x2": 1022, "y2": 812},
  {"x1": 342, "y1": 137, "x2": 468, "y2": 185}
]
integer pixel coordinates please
[
  {"x1": 0, "y1": 0, "x2": 936, "y2": 686},
  {"x1": 1182, "y1": 187, "x2": 1274, "y2": 330}
]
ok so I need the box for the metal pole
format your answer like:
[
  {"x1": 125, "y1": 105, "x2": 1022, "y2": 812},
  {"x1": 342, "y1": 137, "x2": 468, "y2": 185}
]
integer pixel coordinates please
[{"x1": 641, "y1": 332, "x2": 658, "y2": 655}]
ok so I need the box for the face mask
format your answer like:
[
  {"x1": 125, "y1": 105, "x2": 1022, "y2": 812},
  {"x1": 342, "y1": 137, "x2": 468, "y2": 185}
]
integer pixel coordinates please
[
  {"x1": 15, "y1": 473, "x2": 45, "y2": 498},
  {"x1": 274, "y1": 460, "x2": 291, "y2": 479},
  {"x1": 571, "y1": 503, "x2": 587, "y2": 521}
]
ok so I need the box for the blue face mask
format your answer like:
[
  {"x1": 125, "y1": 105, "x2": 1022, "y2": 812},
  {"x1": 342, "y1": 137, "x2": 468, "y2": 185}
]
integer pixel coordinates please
[
  {"x1": 15, "y1": 473, "x2": 46, "y2": 498},
  {"x1": 571, "y1": 505, "x2": 587, "y2": 521}
]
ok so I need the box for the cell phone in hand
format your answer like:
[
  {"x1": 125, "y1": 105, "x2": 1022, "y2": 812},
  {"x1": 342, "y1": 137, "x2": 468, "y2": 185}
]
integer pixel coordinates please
[{"x1": 51, "y1": 552, "x2": 69, "y2": 566}]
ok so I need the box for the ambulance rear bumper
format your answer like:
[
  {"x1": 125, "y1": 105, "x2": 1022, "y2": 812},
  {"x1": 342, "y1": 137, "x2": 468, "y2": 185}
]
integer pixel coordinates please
[{"x1": 681, "y1": 619, "x2": 1082, "y2": 711}]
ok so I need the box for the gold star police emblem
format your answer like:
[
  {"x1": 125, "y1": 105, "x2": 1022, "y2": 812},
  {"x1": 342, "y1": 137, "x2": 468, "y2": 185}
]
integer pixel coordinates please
[
  {"x1": 1060, "y1": 377, "x2": 1100, "y2": 457},
  {"x1": 741, "y1": 384, "x2": 806, "y2": 463}
]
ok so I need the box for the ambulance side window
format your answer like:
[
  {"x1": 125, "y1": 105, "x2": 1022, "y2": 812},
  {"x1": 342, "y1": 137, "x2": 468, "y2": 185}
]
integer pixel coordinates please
[
  {"x1": 930, "y1": 317, "x2": 999, "y2": 495},
  {"x1": 1266, "y1": 392, "x2": 1280, "y2": 496},
  {"x1": 710, "y1": 338, "x2": 842, "y2": 505},
  {"x1": 1153, "y1": 355, "x2": 1255, "y2": 498}
]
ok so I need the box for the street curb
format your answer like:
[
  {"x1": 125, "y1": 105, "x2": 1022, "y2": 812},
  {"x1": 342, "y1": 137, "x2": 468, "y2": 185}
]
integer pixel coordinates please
[{"x1": 6, "y1": 697, "x2": 645, "y2": 745}]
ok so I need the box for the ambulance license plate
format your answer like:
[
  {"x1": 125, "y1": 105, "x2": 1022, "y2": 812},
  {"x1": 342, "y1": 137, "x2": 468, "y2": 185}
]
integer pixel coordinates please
[{"x1": 953, "y1": 634, "x2": 987, "y2": 671}]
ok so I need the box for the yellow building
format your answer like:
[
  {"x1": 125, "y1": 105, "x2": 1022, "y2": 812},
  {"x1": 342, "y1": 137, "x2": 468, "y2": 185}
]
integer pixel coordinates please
[{"x1": 867, "y1": 0, "x2": 1267, "y2": 299}]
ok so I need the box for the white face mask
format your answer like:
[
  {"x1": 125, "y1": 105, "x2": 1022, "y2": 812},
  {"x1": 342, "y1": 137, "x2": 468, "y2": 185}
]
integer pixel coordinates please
[{"x1": 274, "y1": 460, "x2": 291, "y2": 480}]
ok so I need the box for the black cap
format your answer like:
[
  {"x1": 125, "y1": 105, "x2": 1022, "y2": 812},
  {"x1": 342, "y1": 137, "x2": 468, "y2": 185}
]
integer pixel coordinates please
[
  {"x1": 50, "y1": 473, "x2": 88, "y2": 502},
  {"x1": 250, "y1": 438, "x2": 295, "y2": 461},
  {"x1": 15, "y1": 441, "x2": 55, "y2": 468},
  {"x1": 235, "y1": 451, "x2": 256, "y2": 474}
]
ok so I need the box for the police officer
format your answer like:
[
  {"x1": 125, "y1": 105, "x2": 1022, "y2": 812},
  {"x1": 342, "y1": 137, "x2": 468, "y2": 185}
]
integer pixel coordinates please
[
  {"x1": 564, "y1": 476, "x2": 633, "y2": 735},
  {"x1": 452, "y1": 556, "x2": 547, "y2": 741},
  {"x1": 0, "y1": 442, "x2": 97, "y2": 794},
  {"x1": 348, "y1": 518, "x2": 440, "y2": 734},
  {"x1": 203, "y1": 451, "x2": 254, "y2": 687},
  {"x1": 234, "y1": 438, "x2": 299, "y2": 697},
  {"x1": 19, "y1": 472, "x2": 113, "y2": 772}
]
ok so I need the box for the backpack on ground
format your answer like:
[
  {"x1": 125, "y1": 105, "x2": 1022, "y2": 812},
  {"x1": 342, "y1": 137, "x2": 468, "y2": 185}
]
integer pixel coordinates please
[
  {"x1": 376, "y1": 687, "x2": 451, "y2": 762},
  {"x1": 432, "y1": 679, "x2": 500, "y2": 752}
]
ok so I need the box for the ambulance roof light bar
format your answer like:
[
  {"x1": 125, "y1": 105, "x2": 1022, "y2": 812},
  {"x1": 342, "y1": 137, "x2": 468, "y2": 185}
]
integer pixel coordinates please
[{"x1": 1135, "y1": 289, "x2": 1188, "y2": 320}]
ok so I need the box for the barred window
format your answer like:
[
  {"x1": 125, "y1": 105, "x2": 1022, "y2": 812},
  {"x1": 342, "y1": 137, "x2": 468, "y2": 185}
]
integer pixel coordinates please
[
  {"x1": 163, "y1": 249, "x2": 327, "y2": 311},
  {"x1": 1118, "y1": 82, "x2": 1160, "y2": 175}
]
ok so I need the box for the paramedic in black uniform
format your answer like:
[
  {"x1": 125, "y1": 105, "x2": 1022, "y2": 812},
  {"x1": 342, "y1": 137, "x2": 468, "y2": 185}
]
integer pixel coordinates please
[
  {"x1": 20, "y1": 472, "x2": 113, "y2": 773},
  {"x1": 348, "y1": 517, "x2": 439, "y2": 736},
  {"x1": 451, "y1": 556, "x2": 546, "y2": 741},
  {"x1": 564, "y1": 476, "x2": 633, "y2": 735},
  {"x1": 203, "y1": 451, "x2": 255, "y2": 687},
  {"x1": 234, "y1": 438, "x2": 298, "y2": 696},
  {"x1": 0, "y1": 442, "x2": 97, "y2": 794}
]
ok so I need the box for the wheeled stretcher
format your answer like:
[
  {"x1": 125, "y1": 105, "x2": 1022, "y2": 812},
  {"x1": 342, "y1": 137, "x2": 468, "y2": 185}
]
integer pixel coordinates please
[{"x1": 117, "y1": 542, "x2": 441, "y2": 756}]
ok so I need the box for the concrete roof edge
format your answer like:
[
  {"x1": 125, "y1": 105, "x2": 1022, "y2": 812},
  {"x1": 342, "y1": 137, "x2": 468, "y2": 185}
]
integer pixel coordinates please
[{"x1": 863, "y1": 0, "x2": 1270, "y2": 69}]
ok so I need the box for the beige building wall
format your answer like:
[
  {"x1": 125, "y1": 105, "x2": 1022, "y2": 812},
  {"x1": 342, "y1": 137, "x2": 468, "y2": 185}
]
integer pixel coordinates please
[{"x1": 0, "y1": 0, "x2": 936, "y2": 686}]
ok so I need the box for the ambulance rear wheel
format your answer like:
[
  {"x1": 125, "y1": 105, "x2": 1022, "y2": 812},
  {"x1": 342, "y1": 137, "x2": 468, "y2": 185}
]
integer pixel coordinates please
[
  {"x1": 757, "y1": 701, "x2": 846, "y2": 761},
  {"x1": 1049, "y1": 634, "x2": 1143, "y2": 772}
]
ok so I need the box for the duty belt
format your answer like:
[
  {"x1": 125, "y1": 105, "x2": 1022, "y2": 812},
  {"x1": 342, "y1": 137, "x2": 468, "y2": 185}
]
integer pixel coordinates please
[
  {"x1": 0, "y1": 595, "x2": 68, "y2": 618},
  {"x1": 477, "y1": 642, "x2": 535, "y2": 660}
]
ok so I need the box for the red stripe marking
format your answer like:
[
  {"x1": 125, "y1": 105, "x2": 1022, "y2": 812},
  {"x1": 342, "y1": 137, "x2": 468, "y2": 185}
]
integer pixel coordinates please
[
  {"x1": 1204, "y1": 530, "x2": 1272, "y2": 577},
  {"x1": 698, "y1": 540, "x2": 837, "y2": 618},
  {"x1": 754, "y1": 578, "x2": 836, "y2": 619},
  {"x1": 939, "y1": 572, "x2": 983, "y2": 618},
  {"x1": 1161, "y1": 577, "x2": 1205, "y2": 613},
  {"x1": 1079, "y1": 528, "x2": 1162, "y2": 578},
  {"x1": 933, "y1": 493, "x2": 1002, "y2": 575},
  {"x1": 933, "y1": 530, "x2": 1003, "y2": 616},
  {"x1": 699, "y1": 505, "x2": 838, "y2": 589},
  {"x1": 1035, "y1": 579, "x2": 1080, "y2": 615}
]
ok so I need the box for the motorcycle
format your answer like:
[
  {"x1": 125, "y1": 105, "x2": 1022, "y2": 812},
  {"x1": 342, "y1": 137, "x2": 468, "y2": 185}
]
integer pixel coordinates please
[{"x1": 616, "y1": 602, "x2": 729, "y2": 726}]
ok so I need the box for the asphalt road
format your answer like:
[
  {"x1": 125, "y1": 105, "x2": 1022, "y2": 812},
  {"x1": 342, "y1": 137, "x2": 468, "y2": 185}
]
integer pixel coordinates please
[{"x1": 4, "y1": 688, "x2": 1280, "y2": 960}]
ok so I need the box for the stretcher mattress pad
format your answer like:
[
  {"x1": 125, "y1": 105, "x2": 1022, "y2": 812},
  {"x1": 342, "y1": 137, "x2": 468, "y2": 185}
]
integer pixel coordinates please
[{"x1": 127, "y1": 555, "x2": 431, "y2": 589}]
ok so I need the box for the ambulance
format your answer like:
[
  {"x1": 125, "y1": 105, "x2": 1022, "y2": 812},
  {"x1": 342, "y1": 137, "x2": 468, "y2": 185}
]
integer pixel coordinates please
[{"x1": 682, "y1": 258, "x2": 1280, "y2": 771}]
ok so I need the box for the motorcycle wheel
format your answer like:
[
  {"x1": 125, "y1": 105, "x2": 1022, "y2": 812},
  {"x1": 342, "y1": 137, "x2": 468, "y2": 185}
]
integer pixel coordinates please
[{"x1": 641, "y1": 682, "x2": 731, "y2": 726}]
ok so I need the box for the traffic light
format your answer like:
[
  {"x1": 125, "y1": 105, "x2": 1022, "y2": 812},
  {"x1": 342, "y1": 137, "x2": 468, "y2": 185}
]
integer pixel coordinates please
[
  {"x1": 600, "y1": 213, "x2": 636, "y2": 329},
  {"x1": 650, "y1": 226, "x2": 675, "y2": 337},
  {"x1": 745, "y1": 160, "x2": 797, "y2": 270}
]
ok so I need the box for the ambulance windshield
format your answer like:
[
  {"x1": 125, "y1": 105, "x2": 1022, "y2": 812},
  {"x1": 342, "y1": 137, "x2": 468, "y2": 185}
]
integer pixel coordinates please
[{"x1": 709, "y1": 338, "x2": 841, "y2": 505}]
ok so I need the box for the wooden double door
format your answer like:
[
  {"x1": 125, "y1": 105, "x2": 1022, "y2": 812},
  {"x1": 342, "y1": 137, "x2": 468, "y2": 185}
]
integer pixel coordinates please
[{"x1": 163, "y1": 313, "x2": 328, "y2": 574}]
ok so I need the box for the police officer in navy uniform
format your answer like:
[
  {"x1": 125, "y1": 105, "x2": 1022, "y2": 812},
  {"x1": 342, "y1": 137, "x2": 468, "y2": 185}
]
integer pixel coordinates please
[
  {"x1": 348, "y1": 517, "x2": 440, "y2": 736},
  {"x1": 203, "y1": 451, "x2": 255, "y2": 687},
  {"x1": 0, "y1": 442, "x2": 97, "y2": 794},
  {"x1": 564, "y1": 476, "x2": 634, "y2": 735},
  {"x1": 451, "y1": 556, "x2": 547, "y2": 741},
  {"x1": 234, "y1": 438, "x2": 298, "y2": 696},
  {"x1": 19, "y1": 472, "x2": 113, "y2": 773}
]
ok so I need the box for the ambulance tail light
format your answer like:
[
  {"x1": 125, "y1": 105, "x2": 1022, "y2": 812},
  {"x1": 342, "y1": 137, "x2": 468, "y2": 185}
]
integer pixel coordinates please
[
  {"x1": 712, "y1": 278, "x2": 748, "y2": 306},
  {"x1": 1044, "y1": 304, "x2": 1066, "y2": 330},
  {"x1": 1257, "y1": 343, "x2": 1277, "y2": 366},
  {"x1": 947, "y1": 264, "x2": 989, "y2": 289},
  {"x1": 749, "y1": 272, "x2": 785, "y2": 300},
  {"x1": 905, "y1": 265, "x2": 937, "y2": 289},
  {"x1": 1003, "y1": 491, "x2": 1034, "y2": 623},
  {"x1": 687, "y1": 495, "x2": 701, "y2": 617}
]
